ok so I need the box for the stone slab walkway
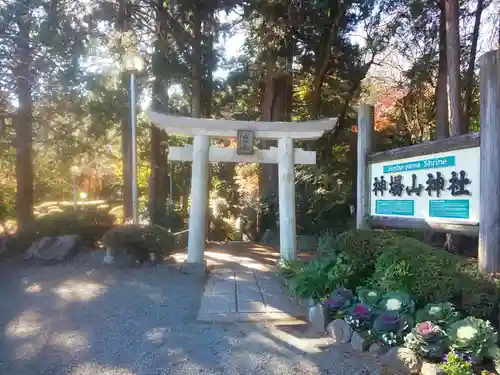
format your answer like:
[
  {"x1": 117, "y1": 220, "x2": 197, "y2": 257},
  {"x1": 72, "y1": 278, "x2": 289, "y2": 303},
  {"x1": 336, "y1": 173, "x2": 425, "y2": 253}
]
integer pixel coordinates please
[{"x1": 197, "y1": 268, "x2": 304, "y2": 323}]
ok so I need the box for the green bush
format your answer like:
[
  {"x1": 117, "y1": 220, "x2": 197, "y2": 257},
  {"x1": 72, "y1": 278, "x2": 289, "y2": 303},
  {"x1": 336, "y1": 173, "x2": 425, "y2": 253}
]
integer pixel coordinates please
[
  {"x1": 101, "y1": 224, "x2": 174, "y2": 262},
  {"x1": 333, "y1": 230, "x2": 404, "y2": 284},
  {"x1": 370, "y1": 237, "x2": 458, "y2": 306},
  {"x1": 335, "y1": 230, "x2": 500, "y2": 322},
  {"x1": 286, "y1": 254, "x2": 354, "y2": 301},
  {"x1": 4, "y1": 210, "x2": 114, "y2": 256}
]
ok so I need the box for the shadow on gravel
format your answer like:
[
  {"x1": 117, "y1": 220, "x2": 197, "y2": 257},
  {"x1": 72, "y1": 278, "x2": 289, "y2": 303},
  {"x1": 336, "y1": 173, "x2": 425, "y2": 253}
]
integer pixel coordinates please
[{"x1": 0, "y1": 250, "x2": 379, "y2": 375}]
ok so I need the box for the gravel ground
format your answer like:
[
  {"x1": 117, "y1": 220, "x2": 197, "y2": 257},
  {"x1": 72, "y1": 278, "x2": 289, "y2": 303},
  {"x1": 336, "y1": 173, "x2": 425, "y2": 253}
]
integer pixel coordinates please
[{"x1": 0, "y1": 251, "x2": 380, "y2": 375}]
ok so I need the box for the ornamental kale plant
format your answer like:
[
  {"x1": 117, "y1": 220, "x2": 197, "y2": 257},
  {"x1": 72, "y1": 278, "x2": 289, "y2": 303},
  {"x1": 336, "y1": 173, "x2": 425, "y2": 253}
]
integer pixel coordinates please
[
  {"x1": 447, "y1": 317, "x2": 498, "y2": 362},
  {"x1": 370, "y1": 312, "x2": 412, "y2": 347},
  {"x1": 323, "y1": 287, "x2": 356, "y2": 320},
  {"x1": 415, "y1": 302, "x2": 460, "y2": 329},
  {"x1": 357, "y1": 288, "x2": 381, "y2": 309},
  {"x1": 404, "y1": 321, "x2": 448, "y2": 360},
  {"x1": 377, "y1": 291, "x2": 415, "y2": 315},
  {"x1": 344, "y1": 304, "x2": 373, "y2": 331}
]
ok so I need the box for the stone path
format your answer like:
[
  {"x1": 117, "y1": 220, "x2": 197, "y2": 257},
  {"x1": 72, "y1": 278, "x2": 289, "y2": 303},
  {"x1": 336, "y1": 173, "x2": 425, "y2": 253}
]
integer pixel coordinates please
[{"x1": 197, "y1": 268, "x2": 304, "y2": 323}]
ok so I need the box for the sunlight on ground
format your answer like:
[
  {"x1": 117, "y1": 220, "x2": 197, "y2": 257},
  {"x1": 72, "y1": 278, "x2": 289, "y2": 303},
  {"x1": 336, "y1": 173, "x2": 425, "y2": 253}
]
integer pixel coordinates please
[
  {"x1": 205, "y1": 251, "x2": 272, "y2": 271},
  {"x1": 50, "y1": 330, "x2": 89, "y2": 351},
  {"x1": 6, "y1": 311, "x2": 43, "y2": 338},
  {"x1": 70, "y1": 363, "x2": 136, "y2": 375},
  {"x1": 24, "y1": 283, "x2": 42, "y2": 293},
  {"x1": 265, "y1": 323, "x2": 333, "y2": 354},
  {"x1": 52, "y1": 280, "x2": 107, "y2": 302},
  {"x1": 14, "y1": 337, "x2": 46, "y2": 360}
]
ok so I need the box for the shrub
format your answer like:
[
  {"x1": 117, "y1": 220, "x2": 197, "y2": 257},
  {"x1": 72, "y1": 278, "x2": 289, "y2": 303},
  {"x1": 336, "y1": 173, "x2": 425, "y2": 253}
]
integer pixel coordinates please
[
  {"x1": 286, "y1": 254, "x2": 354, "y2": 302},
  {"x1": 370, "y1": 237, "x2": 458, "y2": 306},
  {"x1": 333, "y1": 230, "x2": 403, "y2": 284},
  {"x1": 101, "y1": 224, "x2": 174, "y2": 262},
  {"x1": 5, "y1": 210, "x2": 114, "y2": 256}
]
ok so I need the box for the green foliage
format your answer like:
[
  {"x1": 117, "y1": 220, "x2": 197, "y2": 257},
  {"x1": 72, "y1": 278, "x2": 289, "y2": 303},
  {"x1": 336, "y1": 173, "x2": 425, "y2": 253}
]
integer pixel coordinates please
[
  {"x1": 377, "y1": 291, "x2": 415, "y2": 315},
  {"x1": 101, "y1": 224, "x2": 174, "y2": 263},
  {"x1": 317, "y1": 231, "x2": 338, "y2": 255},
  {"x1": 447, "y1": 317, "x2": 498, "y2": 361},
  {"x1": 150, "y1": 205, "x2": 184, "y2": 232},
  {"x1": 208, "y1": 217, "x2": 235, "y2": 242},
  {"x1": 440, "y1": 351, "x2": 474, "y2": 375},
  {"x1": 404, "y1": 321, "x2": 447, "y2": 360},
  {"x1": 415, "y1": 302, "x2": 461, "y2": 329},
  {"x1": 277, "y1": 259, "x2": 304, "y2": 281},
  {"x1": 5, "y1": 210, "x2": 114, "y2": 255},
  {"x1": 286, "y1": 255, "x2": 354, "y2": 302},
  {"x1": 333, "y1": 230, "x2": 402, "y2": 284},
  {"x1": 370, "y1": 237, "x2": 458, "y2": 305}
]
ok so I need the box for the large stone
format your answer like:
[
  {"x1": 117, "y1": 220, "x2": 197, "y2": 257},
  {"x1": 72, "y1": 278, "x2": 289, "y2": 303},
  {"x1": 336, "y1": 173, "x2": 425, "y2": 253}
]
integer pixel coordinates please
[
  {"x1": 327, "y1": 319, "x2": 352, "y2": 344},
  {"x1": 308, "y1": 302, "x2": 328, "y2": 333},
  {"x1": 369, "y1": 342, "x2": 387, "y2": 357},
  {"x1": 24, "y1": 235, "x2": 80, "y2": 264},
  {"x1": 381, "y1": 347, "x2": 421, "y2": 374},
  {"x1": 420, "y1": 361, "x2": 444, "y2": 375},
  {"x1": 351, "y1": 331, "x2": 369, "y2": 352}
]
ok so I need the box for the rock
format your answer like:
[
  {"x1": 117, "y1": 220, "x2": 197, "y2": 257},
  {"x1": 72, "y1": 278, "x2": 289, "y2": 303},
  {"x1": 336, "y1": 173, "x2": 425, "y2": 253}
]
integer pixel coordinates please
[
  {"x1": 421, "y1": 361, "x2": 444, "y2": 375},
  {"x1": 369, "y1": 342, "x2": 387, "y2": 357},
  {"x1": 103, "y1": 247, "x2": 136, "y2": 268},
  {"x1": 308, "y1": 302, "x2": 328, "y2": 333},
  {"x1": 327, "y1": 319, "x2": 352, "y2": 344},
  {"x1": 351, "y1": 331, "x2": 369, "y2": 351},
  {"x1": 381, "y1": 347, "x2": 421, "y2": 374},
  {"x1": 24, "y1": 235, "x2": 81, "y2": 264}
]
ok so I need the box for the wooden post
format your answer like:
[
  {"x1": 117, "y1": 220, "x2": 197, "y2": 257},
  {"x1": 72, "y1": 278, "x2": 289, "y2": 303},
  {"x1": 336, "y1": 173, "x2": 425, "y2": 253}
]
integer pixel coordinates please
[
  {"x1": 356, "y1": 104, "x2": 374, "y2": 230},
  {"x1": 278, "y1": 136, "x2": 297, "y2": 260},
  {"x1": 478, "y1": 49, "x2": 500, "y2": 274},
  {"x1": 185, "y1": 134, "x2": 210, "y2": 274}
]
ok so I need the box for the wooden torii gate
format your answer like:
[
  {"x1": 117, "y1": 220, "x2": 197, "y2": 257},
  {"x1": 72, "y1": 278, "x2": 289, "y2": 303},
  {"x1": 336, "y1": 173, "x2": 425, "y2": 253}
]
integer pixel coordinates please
[{"x1": 148, "y1": 111, "x2": 337, "y2": 274}]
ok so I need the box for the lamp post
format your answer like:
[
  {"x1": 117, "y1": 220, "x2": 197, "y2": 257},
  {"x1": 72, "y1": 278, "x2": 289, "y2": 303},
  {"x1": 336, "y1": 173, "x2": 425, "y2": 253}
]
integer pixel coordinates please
[
  {"x1": 122, "y1": 50, "x2": 144, "y2": 224},
  {"x1": 69, "y1": 165, "x2": 80, "y2": 210}
]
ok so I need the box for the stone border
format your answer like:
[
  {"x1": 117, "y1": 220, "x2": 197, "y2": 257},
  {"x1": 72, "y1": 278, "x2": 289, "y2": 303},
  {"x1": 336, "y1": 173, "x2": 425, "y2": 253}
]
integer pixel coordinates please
[{"x1": 324, "y1": 319, "x2": 443, "y2": 375}]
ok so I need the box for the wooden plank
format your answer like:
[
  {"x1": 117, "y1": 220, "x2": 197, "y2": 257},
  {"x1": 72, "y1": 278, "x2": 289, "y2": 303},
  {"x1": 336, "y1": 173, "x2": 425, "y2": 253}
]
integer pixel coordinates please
[
  {"x1": 149, "y1": 111, "x2": 337, "y2": 140},
  {"x1": 368, "y1": 132, "x2": 480, "y2": 164},
  {"x1": 478, "y1": 49, "x2": 500, "y2": 273},
  {"x1": 368, "y1": 216, "x2": 479, "y2": 236},
  {"x1": 356, "y1": 104, "x2": 373, "y2": 230},
  {"x1": 168, "y1": 145, "x2": 316, "y2": 164}
]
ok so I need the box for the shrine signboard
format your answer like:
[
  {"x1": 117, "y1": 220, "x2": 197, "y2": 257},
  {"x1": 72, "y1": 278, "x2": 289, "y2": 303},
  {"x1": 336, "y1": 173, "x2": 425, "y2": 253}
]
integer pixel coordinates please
[{"x1": 369, "y1": 147, "x2": 480, "y2": 224}]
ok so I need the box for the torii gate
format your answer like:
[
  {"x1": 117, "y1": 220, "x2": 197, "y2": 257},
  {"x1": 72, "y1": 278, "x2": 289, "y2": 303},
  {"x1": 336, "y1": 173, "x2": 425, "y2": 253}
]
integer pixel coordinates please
[{"x1": 148, "y1": 111, "x2": 337, "y2": 274}]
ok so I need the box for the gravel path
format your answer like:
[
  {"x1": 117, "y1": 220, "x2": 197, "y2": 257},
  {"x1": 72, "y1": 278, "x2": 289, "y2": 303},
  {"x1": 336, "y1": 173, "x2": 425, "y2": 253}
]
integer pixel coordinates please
[{"x1": 0, "y1": 251, "x2": 380, "y2": 375}]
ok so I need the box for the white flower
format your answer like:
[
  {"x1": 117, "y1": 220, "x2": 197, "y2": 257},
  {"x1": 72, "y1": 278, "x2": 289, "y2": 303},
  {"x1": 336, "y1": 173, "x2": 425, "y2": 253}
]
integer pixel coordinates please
[
  {"x1": 368, "y1": 291, "x2": 377, "y2": 297},
  {"x1": 385, "y1": 298, "x2": 402, "y2": 311}
]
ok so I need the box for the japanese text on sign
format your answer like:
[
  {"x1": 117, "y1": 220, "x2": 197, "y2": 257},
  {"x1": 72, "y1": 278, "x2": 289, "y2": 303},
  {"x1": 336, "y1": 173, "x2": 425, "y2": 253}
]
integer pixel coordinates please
[
  {"x1": 237, "y1": 130, "x2": 254, "y2": 155},
  {"x1": 368, "y1": 147, "x2": 480, "y2": 222}
]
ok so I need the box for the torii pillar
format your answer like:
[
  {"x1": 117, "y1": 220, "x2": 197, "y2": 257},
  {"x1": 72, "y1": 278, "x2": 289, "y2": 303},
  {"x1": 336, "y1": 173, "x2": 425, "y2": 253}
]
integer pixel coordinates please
[{"x1": 148, "y1": 111, "x2": 337, "y2": 275}]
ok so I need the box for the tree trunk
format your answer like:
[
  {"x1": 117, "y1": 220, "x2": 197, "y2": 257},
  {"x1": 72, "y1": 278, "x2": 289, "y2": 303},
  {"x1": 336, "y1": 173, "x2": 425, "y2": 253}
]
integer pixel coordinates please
[
  {"x1": 426, "y1": 1, "x2": 449, "y2": 246},
  {"x1": 149, "y1": 78, "x2": 168, "y2": 223},
  {"x1": 14, "y1": 5, "x2": 34, "y2": 230},
  {"x1": 118, "y1": 0, "x2": 133, "y2": 222},
  {"x1": 445, "y1": 0, "x2": 463, "y2": 135},
  {"x1": 463, "y1": 0, "x2": 484, "y2": 132},
  {"x1": 444, "y1": 0, "x2": 467, "y2": 254},
  {"x1": 436, "y1": 1, "x2": 449, "y2": 139}
]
